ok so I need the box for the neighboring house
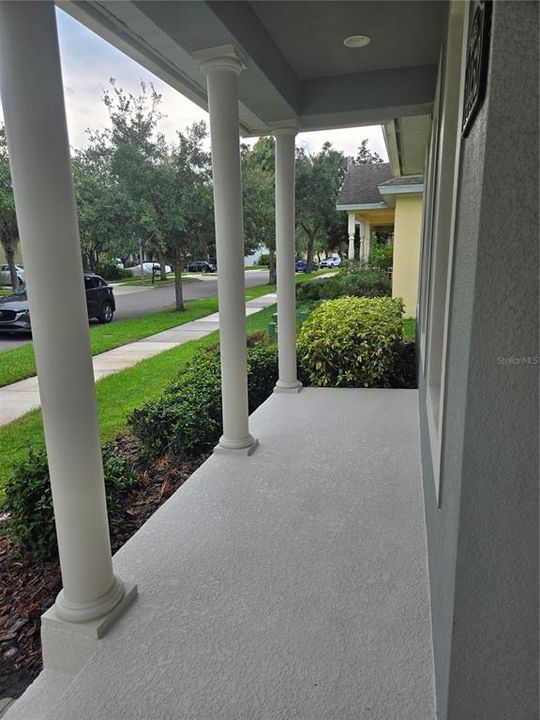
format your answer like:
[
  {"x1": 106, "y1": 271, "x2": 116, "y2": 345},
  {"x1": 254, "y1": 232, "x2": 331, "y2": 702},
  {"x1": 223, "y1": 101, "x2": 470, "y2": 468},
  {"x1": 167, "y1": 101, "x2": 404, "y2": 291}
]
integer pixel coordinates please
[
  {"x1": 0, "y1": 2, "x2": 537, "y2": 720},
  {"x1": 337, "y1": 163, "x2": 423, "y2": 316}
]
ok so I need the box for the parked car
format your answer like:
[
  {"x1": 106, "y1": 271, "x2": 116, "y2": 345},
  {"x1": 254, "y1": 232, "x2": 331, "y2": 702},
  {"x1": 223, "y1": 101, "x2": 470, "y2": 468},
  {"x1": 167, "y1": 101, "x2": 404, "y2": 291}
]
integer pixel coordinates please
[
  {"x1": 125, "y1": 262, "x2": 172, "y2": 277},
  {"x1": 319, "y1": 256, "x2": 342, "y2": 268},
  {"x1": 184, "y1": 260, "x2": 217, "y2": 273},
  {"x1": 0, "y1": 264, "x2": 25, "y2": 286},
  {"x1": 295, "y1": 259, "x2": 320, "y2": 273},
  {"x1": 0, "y1": 274, "x2": 116, "y2": 333}
]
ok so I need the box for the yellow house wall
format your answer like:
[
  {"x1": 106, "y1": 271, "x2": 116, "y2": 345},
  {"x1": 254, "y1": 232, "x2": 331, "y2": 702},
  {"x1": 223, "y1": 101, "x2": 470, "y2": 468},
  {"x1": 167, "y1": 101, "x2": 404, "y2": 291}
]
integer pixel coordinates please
[{"x1": 392, "y1": 194, "x2": 423, "y2": 317}]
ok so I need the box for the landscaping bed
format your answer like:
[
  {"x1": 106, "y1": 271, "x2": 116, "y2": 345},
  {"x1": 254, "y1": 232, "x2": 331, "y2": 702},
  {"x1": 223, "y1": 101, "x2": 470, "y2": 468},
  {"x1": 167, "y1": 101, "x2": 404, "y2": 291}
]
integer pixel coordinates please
[{"x1": 0, "y1": 438, "x2": 211, "y2": 699}]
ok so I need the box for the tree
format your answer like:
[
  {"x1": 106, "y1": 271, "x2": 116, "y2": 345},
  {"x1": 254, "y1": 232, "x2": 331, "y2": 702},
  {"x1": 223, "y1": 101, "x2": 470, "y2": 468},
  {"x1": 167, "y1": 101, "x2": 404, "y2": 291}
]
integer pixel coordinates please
[
  {"x1": 295, "y1": 142, "x2": 348, "y2": 269},
  {"x1": 0, "y1": 126, "x2": 20, "y2": 290},
  {"x1": 241, "y1": 137, "x2": 276, "y2": 283},
  {"x1": 354, "y1": 138, "x2": 384, "y2": 165}
]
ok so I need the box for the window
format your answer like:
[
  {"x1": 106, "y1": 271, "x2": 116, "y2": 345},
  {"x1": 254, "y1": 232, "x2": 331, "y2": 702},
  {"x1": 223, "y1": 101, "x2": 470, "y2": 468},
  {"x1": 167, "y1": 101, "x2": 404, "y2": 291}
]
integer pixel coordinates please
[{"x1": 420, "y1": 4, "x2": 468, "y2": 503}]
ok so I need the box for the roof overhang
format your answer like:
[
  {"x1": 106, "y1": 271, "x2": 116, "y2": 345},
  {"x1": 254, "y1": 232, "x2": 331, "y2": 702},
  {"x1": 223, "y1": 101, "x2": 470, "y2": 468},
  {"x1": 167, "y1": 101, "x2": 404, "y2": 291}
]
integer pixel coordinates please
[{"x1": 59, "y1": 1, "x2": 446, "y2": 136}]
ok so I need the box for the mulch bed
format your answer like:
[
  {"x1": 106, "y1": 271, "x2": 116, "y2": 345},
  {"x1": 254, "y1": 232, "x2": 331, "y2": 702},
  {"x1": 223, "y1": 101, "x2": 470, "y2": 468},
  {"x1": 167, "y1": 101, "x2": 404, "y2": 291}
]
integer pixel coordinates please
[{"x1": 0, "y1": 437, "x2": 210, "y2": 700}]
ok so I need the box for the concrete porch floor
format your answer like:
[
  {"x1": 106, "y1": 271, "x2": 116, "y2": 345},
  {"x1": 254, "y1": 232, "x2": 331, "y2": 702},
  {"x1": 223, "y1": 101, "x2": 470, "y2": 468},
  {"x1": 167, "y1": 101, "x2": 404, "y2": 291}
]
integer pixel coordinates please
[{"x1": 6, "y1": 388, "x2": 435, "y2": 720}]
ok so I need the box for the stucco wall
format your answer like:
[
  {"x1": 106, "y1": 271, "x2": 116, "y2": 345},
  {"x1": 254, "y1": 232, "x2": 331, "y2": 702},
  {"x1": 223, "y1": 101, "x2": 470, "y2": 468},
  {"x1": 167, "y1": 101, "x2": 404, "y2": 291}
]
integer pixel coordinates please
[
  {"x1": 419, "y1": 3, "x2": 539, "y2": 719},
  {"x1": 392, "y1": 194, "x2": 422, "y2": 316}
]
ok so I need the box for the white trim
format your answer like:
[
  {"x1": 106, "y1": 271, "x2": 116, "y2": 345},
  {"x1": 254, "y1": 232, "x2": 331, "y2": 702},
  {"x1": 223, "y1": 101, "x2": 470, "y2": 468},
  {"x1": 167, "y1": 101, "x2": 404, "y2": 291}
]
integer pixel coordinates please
[
  {"x1": 378, "y1": 183, "x2": 424, "y2": 195},
  {"x1": 336, "y1": 202, "x2": 386, "y2": 211}
]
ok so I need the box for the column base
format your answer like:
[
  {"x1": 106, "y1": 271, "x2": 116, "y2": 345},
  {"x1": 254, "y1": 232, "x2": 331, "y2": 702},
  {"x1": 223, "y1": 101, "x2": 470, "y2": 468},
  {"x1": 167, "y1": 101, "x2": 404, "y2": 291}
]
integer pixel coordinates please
[
  {"x1": 41, "y1": 581, "x2": 137, "y2": 673},
  {"x1": 54, "y1": 574, "x2": 127, "y2": 624},
  {"x1": 274, "y1": 380, "x2": 303, "y2": 394},
  {"x1": 214, "y1": 435, "x2": 259, "y2": 456}
]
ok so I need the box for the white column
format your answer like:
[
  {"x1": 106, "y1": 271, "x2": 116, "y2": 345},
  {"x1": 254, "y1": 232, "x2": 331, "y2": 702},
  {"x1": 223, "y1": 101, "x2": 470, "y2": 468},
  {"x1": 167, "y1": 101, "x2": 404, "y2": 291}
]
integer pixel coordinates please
[
  {"x1": 347, "y1": 212, "x2": 356, "y2": 260},
  {"x1": 0, "y1": 1, "x2": 132, "y2": 625},
  {"x1": 274, "y1": 127, "x2": 302, "y2": 393},
  {"x1": 365, "y1": 223, "x2": 372, "y2": 261},
  {"x1": 199, "y1": 48, "x2": 257, "y2": 454}
]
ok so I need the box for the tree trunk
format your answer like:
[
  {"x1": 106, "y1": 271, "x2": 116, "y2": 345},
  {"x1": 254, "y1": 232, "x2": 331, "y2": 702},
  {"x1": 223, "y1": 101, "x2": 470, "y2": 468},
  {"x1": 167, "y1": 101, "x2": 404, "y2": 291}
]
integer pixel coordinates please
[
  {"x1": 173, "y1": 249, "x2": 185, "y2": 311},
  {"x1": 158, "y1": 250, "x2": 167, "y2": 281},
  {"x1": 6, "y1": 245, "x2": 18, "y2": 290},
  {"x1": 268, "y1": 248, "x2": 276, "y2": 285},
  {"x1": 306, "y1": 233, "x2": 316, "y2": 272}
]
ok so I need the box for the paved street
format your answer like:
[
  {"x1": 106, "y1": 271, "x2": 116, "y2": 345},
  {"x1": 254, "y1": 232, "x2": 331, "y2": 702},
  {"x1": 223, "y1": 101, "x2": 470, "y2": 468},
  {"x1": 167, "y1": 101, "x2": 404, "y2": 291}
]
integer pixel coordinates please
[{"x1": 0, "y1": 270, "x2": 270, "y2": 353}]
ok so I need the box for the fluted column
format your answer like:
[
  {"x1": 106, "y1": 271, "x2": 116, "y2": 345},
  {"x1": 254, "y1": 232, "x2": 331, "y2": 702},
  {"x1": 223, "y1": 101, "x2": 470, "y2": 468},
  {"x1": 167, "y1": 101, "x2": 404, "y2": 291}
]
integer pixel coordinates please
[
  {"x1": 198, "y1": 47, "x2": 258, "y2": 454},
  {"x1": 274, "y1": 126, "x2": 302, "y2": 393},
  {"x1": 0, "y1": 0, "x2": 132, "y2": 625}
]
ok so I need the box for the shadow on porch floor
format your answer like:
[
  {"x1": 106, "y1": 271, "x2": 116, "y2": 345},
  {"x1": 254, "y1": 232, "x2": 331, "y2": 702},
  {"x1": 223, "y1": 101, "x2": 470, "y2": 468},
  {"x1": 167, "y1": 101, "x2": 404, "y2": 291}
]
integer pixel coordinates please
[{"x1": 8, "y1": 388, "x2": 435, "y2": 720}]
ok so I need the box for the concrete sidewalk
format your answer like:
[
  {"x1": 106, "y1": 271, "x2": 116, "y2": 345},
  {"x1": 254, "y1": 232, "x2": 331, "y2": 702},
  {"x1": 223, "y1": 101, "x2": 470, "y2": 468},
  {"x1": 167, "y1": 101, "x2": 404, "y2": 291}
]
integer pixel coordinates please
[{"x1": 0, "y1": 293, "x2": 277, "y2": 427}]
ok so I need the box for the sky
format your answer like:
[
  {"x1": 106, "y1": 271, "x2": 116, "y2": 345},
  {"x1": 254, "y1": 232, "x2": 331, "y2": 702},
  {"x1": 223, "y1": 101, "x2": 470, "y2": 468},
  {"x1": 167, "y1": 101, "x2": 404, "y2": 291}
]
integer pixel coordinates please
[{"x1": 1, "y1": 8, "x2": 388, "y2": 161}]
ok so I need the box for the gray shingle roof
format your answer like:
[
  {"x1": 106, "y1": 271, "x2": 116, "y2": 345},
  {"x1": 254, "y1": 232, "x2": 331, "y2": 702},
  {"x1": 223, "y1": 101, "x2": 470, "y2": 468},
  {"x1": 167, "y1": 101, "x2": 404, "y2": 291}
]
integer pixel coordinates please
[
  {"x1": 378, "y1": 175, "x2": 423, "y2": 187},
  {"x1": 336, "y1": 163, "x2": 393, "y2": 205}
]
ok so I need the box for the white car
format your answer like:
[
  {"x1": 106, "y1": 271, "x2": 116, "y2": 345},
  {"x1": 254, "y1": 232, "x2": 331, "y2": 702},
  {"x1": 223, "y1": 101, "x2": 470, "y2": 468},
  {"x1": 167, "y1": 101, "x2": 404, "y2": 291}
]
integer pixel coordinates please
[
  {"x1": 320, "y1": 256, "x2": 342, "y2": 269},
  {"x1": 0, "y1": 263, "x2": 24, "y2": 286},
  {"x1": 126, "y1": 262, "x2": 172, "y2": 277}
]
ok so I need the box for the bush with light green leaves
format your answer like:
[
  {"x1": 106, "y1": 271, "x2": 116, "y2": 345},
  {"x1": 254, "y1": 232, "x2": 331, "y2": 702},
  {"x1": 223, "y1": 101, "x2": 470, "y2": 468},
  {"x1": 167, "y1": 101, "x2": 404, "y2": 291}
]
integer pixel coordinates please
[{"x1": 297, "y1": 296, "x2": 404, "y2": 387}]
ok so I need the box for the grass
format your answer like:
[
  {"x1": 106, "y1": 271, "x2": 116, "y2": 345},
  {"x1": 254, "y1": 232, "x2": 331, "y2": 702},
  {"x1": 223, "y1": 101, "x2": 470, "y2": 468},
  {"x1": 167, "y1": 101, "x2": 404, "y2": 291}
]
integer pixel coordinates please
[
  {"x1": 0, "y1": 289, "x2": 11, "y2": 297},
  {"x1": 0, "y1": 271, "x2": 324, "y2": 388},
  {"x1": 0, "y1": 304, "x2": 277, "y2": 497},
  {"x1": 403, "y1": 318, "x2": 416, "y2": 340},
  {"x1": 0, "y1": 280, "x2": 286, "y2": 388}
]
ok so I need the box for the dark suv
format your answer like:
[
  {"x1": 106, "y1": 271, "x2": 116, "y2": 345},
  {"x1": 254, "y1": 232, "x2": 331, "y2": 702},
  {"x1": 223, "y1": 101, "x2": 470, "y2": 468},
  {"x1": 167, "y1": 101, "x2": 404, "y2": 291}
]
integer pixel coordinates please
[{"x1": 0, "y1": 274, "x2": 116, "y2": 333}]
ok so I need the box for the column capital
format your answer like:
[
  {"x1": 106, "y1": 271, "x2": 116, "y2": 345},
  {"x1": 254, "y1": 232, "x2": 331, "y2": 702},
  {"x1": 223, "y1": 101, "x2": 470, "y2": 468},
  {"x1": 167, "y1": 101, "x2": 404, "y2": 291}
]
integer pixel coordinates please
[
  {"x1": 195, "y1": 44, "x2": 246, "y2": 76},
  {"x1": 270, "y1": 120, "x2": 301, "y2": 136}
]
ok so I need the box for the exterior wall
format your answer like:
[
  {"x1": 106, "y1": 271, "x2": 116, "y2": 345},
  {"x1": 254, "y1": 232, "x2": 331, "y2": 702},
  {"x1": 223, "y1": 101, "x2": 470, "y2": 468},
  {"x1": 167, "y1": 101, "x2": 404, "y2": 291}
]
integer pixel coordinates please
[
  {"x1": 418, "y1": 3, "x2": 539, "y2": 719},
  {"x1": 391, "y1": 194, "x2": 422, "y2": 316}
]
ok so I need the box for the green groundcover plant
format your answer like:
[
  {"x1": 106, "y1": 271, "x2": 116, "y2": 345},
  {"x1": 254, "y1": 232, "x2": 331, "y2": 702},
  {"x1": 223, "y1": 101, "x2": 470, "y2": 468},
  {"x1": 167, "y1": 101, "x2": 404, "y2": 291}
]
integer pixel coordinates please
[
  {"x1": 297, "y1": 296, "x2": 404, "y2": 388},
  {"x1": 4, "y1": 445, "x2": 136, "y2": 560}
]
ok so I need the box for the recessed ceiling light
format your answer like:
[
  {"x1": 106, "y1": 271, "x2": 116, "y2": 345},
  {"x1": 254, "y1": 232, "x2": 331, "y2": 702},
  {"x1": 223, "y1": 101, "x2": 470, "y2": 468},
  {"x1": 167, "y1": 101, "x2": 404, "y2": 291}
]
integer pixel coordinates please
[{"x1": 343, "y1": 35, "x2": 371, "y2": 48}]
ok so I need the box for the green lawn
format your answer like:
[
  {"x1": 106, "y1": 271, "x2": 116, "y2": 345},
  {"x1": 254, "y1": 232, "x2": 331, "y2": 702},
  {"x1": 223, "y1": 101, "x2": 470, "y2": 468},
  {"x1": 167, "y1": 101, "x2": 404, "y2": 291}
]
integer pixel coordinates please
[
  {"x1": 0, "y1": 304, "x2": 277, "y2": 497},
  {"x1": 403, "y1": 318, "x2": 416, "y2": 340},
  {"x1": 0, "y1": 273, "x2": 323, "y2": 388}
]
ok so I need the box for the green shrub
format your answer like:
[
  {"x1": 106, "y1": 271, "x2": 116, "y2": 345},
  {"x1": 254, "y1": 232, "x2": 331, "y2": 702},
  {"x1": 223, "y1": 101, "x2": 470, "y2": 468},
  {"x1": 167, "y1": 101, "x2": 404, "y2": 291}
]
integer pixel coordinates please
[
  {"x1": 258, "y1": 253, "x2": 270, "y2": 267},
  {"x1": 296, "y1": 276, "x2": 340, "y2": 302},
  {"x1": 94, "y1": 260, "x2": 132, "y2": 281},
  {"x1": 297, "y1": 296, "x2": 404, "y2": 387},
  {"x1": 339, "y1": 266, "x2": 391, "y2": 298},
  {"x1": 296, "y1": 263, "x2": 391, "y2": 302},
  {"x1": 4, "y1": 444, "x2": 136, "y2": 560},
  {"x1": 370, "y1": 243, "x2": 394, "y2": 271},
  {"x1": 129, "y1": 350, "x2": 222, "y2": 462},
  {"x1": 129, "y1": 335, "x2": 278, "y2": 462}
]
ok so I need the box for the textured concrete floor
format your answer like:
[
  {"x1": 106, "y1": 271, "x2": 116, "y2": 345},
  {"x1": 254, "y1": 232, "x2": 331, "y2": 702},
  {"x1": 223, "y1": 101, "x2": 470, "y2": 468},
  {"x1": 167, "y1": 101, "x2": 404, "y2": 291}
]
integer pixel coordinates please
[{"x1": 9, "y1": 389, "x2": 435, "y2": 720}]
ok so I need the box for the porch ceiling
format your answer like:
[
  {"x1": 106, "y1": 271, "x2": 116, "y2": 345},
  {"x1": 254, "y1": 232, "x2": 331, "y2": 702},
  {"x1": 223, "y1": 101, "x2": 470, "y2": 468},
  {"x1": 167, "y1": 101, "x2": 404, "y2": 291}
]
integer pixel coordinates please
[
  {"x1": 11, "y1": 388, "x2": 435, "y2": 719},
  {"x1": 60, "y1": 0, "x2": 447, "y2": 135}
]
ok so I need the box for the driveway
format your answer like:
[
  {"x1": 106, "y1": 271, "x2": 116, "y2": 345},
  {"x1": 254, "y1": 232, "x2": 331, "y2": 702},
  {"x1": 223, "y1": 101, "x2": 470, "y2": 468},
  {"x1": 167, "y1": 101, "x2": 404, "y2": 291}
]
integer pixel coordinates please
[{"x1": 0, "y1": 271, "x2": 270, "y2": 353}]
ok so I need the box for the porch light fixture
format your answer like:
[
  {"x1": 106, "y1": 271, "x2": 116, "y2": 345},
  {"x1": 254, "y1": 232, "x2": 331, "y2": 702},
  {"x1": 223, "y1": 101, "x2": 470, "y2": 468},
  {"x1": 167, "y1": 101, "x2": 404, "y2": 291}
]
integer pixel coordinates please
[{"x1": 343, "y1": 34, "x2": 371, "y2": 48}]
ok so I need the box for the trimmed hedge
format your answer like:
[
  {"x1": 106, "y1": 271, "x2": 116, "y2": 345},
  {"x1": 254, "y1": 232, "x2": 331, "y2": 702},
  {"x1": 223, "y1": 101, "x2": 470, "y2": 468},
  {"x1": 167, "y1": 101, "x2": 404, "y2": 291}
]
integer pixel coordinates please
[
  {"x1": 297, "y1": 296, "x2": 404, "y2": 387},
  {"x1": 129, "y1": 335, "x2": 278, "y2": 462},
  {"x1": 4, "y1": 444, "x2": 136, "y2": 560},
  {"x1": 296, "y1": 263, "x2": 391, "y2": 302}
]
